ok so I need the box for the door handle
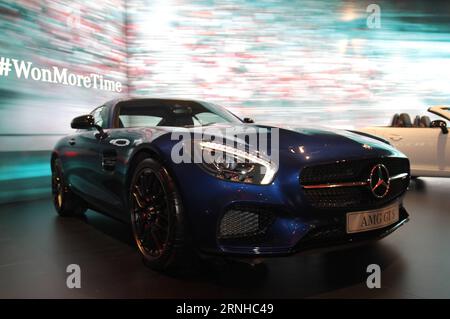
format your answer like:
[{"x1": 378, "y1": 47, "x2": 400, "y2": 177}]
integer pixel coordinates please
[{"x1": 68, "y1": 138, "x2": 76, "y2": 145}]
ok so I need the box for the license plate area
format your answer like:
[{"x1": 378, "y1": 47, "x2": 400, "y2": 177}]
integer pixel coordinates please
[{"x1": 346, "y1": 203, "x2": 399, "y2": 234}]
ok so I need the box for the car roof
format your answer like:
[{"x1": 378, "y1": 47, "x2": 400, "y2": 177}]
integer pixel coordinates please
[
  {"x1": 102, "y1": 97, "x2": 221, "y2": 129},
  {"x1": 106, "y1": 97, "x2": 207, "y2": 108}
]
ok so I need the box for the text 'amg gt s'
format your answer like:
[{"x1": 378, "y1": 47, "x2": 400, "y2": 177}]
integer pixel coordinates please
[{"x1": 51, "y1": 98, "x2": 410, "y2": 271}]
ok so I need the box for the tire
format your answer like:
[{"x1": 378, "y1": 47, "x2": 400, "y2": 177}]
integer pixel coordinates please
[
  {"x1": 129, "y1": 158, "x2": 195, "y2": 272},
  {"x1": 51, "y1": 158, "x2": 87, "y2": 217}
]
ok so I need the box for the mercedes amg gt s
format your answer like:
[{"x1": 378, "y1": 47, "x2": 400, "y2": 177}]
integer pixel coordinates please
[{"x1": 51, "y1": 98, "x2": 410, "y2": 271}]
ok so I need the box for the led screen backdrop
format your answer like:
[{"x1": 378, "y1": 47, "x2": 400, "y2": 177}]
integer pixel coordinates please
[
  {"x1": 127, "y1": 0, "x2": 450, "y2": 126},
  {"x1": 0, "y1": 0, "x2": 127, "y2": 202},
  {"x1": 1, "y1": 0, "x2": 450, "y2": 203}
]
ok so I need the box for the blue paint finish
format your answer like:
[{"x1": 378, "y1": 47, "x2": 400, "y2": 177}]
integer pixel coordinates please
[{"x1": 52, "y1": 99, "x2": 411, "y2": 257}]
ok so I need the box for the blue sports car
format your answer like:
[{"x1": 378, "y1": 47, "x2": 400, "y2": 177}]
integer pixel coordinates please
[{"x1": 51, "y1": 98, "x2": 410, "y2": 271}]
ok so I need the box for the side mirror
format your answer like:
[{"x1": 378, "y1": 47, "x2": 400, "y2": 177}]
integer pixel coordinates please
[
  {"x1": 243, "y1": 117, "x2": 254, "y2": 123},
  {"x1": 71, "y1": 114, "x2": 95, "y2": 129},
  {"x1": 431, "y1": 120, "x2": 448, "y2": 134},
  {"x1": 71, "y1": 114, "x2": 107, "y2": 138}
]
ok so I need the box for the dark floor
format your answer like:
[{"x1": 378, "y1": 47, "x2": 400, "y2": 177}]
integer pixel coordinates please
[{"x1": 0, "y1": 178, "x2": 449, "y2": 299}]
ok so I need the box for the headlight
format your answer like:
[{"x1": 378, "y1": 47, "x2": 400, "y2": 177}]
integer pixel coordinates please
[{"x1": 197, "y1": 141, "x2": 277, "y2": 185}]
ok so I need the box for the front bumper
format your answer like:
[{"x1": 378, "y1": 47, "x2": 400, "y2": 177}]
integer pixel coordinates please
[{"x1": 202, "y1": 203, "x2": 409, "y2": 257}]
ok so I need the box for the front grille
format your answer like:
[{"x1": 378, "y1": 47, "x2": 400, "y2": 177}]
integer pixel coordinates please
[
  {"x1": 304, "y1": 187, "x2": 365, "y2": 209},
  {"x1": 301, "y1": 157, "x2": 410, "y2": 210},
  {"x1": 218, "y1": 206, "x2": 274, "y2": 244},
  {"x1": 301, "y1": 157, "x2": 409, "y2": 185}
]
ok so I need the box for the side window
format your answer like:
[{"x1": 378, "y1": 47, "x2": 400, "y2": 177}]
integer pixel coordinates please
[
  {"x1": 119, "y1": 115, "x2": 163, "y2": 127},
  {"x1": 90, "y1": 106, "x2": 108, "y2": 129},
  {"x1": 194, "y1": 112, "x2": 228, "y2": 125}
]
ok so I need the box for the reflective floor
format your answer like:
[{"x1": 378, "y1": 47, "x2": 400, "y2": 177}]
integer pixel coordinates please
[{"x1": 0, "y1": 177, "x2": 449, "y2": 299}]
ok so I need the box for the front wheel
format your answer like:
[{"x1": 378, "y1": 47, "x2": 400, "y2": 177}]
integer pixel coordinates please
[{"x1": 129, "y1": 158, "x2": 195, "y2": 271}]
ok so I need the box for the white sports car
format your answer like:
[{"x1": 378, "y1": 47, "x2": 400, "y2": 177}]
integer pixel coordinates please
[{"x1": 360, "y1": 106, "x2": 449, "y2": 178}]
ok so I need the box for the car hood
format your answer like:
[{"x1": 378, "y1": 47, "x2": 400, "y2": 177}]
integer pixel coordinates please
[
  {"x1": 140, "y1": 122, "x2": 406, "y2": 165},
  {"x1": 233, "y1": 123, "x2": 402, "y2": 162},
  {"x1": 120, "y1": 122, "x2": 405, "y2": 166}
]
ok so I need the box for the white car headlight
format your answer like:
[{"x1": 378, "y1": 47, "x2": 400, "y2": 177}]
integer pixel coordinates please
[{"x1": 198, "y1": 141, "x2": 278, "y2": 185}]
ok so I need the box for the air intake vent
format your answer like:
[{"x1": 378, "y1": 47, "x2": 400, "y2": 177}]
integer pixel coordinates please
[{"x1": 218, "y1": 206, "x2": 274, "y2": 243}]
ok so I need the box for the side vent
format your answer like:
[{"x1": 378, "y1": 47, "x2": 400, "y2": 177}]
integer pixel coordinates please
[{"x1": 102, "y1": 149, "x2": 117, "y2": 171}]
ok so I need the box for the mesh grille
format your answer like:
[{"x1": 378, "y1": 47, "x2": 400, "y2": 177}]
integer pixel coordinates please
[
  {"x1": 304, "y1": 187, "x2": 365, "y2": 209},
  {"x1": 301, "y1": 157, "x2": 409, "y2": 185},
  {"x1": 218, "y1": 207, "x2": 274, "y2": 243},
  {"x1": 301, "y1": 157, "x2": 410, "y2": 210}
]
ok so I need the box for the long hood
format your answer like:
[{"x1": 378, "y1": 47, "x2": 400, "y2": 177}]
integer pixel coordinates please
[
  {"x1": 188, "y1": 123, "x2": 405, "y2": 163},
  {"x1": 268, "y1": 125, "x2": 403, "y2": 162},
  {"x1": 124, "y1": 123, "x2": 405, "y2": 165}
]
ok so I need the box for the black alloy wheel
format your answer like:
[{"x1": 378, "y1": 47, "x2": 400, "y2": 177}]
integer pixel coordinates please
[
  {"x1": 131, "y1": 168, "x2": 170, "y2": 258},
  {"x1": 129, "y1": 158, "x2": 194, "y2": 271}
]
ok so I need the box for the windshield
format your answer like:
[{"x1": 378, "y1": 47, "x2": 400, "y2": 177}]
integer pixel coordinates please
[{"x1": 116, "y1": 99, "x2": 242, "y2": 128}]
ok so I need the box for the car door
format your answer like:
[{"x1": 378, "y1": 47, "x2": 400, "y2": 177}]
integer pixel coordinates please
[
  {"x1": 91, "y1": 108, "x2": 169, "y2": 219},
  {"x1": 92, "y1": 127, "x2": 134, "y2": 218},
  {"x1": 66, "y1": 105, "x2": 123, "y2": 213},
  {"x1": 88, "y1": 106, "x2": 150, "y2": 219},
  {"x1": 64, "y1": 128, "x2": 101, "y2": 194}
]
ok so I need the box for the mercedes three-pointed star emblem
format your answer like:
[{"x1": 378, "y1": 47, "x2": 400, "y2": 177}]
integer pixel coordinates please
[{"x1": 369, "y1": 164, "x2": 390, "y2": 198}]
